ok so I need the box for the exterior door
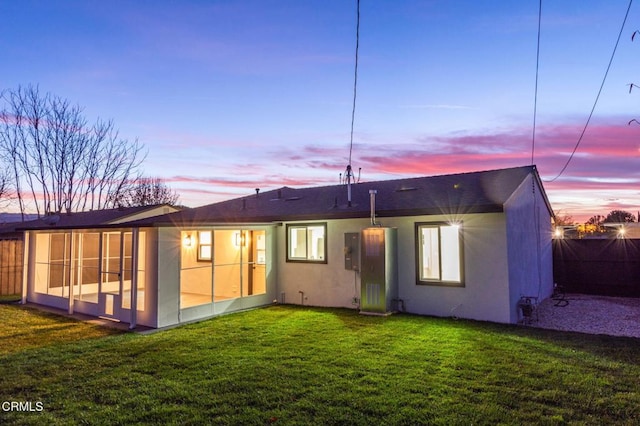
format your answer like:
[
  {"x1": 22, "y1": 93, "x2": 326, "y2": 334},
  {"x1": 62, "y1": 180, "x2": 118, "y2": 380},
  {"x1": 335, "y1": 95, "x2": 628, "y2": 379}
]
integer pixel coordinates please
[
  {"x1": 249, "y1": 231, "x2": 266, "y2": 295},
  {"x1": 99, "y1": 232, "x2": 122, "y2": 320}
]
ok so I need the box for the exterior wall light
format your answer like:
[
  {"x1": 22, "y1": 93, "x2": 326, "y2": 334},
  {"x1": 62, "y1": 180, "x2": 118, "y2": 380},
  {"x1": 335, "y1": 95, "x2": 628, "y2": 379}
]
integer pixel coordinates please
[
  {"x1": 233, "y1": 231, "x2": 246, "y2": 247},
  {"x1": 183, "y1": 234, "x2": 194, "y2": 248},
  {"x1": 618, "y1": 227, "x2": 626, "y2": 239}
]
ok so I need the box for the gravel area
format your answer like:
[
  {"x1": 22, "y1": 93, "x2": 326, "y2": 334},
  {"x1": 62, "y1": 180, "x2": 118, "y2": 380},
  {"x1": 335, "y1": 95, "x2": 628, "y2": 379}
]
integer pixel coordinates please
[{"x1": 532, "y1": 293, "x2": 640, "y2": 338}]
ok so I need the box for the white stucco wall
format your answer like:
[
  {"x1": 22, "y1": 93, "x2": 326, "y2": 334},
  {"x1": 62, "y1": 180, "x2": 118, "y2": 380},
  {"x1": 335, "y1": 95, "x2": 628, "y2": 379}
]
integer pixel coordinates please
[
  {"x1": 277, "y1": 212, "x2": 514, "y2": 323},
  {"x1": 504, "y1": 174, "x2": 554, "y2": 323},
  {"x1": 391, "y1": 213, "x2": 511, "y2": 323},
  {"x1": 156, "y1": 227, "x2": 181, "y2": 328},
  {"x1": 276, "y1": 218, "x2": 371, "y2": 308}
]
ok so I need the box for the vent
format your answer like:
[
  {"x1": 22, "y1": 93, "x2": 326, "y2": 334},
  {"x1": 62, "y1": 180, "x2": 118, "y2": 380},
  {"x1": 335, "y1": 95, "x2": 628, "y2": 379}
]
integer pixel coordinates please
[
  {"x1": 395, "y1": 187, "x2": 418, "y2": 192},
  {"x1": 365, "y1": 283, "x2": 380, "y2": 307},
  {"x1": 285, "y1": 197, "x2": 302, "y2": 201}
]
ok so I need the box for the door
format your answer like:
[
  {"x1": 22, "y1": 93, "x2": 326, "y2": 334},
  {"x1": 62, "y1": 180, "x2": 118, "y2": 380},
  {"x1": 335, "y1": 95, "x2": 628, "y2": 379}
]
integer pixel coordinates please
[
  {"x1": 248, "y1": 231, "x2": 266, "y2": 295},
  {"x1": 99, "y1": 232, "x2": 122, "y2": 320}
]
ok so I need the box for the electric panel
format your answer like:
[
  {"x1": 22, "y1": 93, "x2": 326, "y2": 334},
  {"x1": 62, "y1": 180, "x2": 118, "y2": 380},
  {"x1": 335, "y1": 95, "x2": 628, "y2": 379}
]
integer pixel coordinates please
[{"x1": 344, "y1": 232, "x2": 360, "y2": 271}]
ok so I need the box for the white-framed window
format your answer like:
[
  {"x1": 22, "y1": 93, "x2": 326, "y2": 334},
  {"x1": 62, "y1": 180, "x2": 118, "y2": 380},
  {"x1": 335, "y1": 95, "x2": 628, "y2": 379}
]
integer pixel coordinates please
[
  {"x1": 197, "y1": 231, "x2": 212, "y2": 261},
  {"x1": 416, "y1": 222, "x2": 463, "y2": 285},
  {"x1": 286, "y1": 223, "x2": 327, "y2": 263}
]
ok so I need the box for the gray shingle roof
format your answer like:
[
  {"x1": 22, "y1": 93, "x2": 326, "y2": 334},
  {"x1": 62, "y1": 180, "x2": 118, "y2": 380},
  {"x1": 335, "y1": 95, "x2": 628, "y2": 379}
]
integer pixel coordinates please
[
  {"x1": 7, "y1": 204, "x2": 177, "y2": 232},
  {"x1": 137, "y1": 165, "x2": 546, "y2": 226}
]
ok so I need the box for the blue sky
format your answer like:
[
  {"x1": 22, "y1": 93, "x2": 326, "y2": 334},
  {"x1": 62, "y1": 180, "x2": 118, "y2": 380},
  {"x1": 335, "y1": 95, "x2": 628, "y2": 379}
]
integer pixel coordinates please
[{"x1": 2, "y1": 0, "x2": 640, "y2": 221}]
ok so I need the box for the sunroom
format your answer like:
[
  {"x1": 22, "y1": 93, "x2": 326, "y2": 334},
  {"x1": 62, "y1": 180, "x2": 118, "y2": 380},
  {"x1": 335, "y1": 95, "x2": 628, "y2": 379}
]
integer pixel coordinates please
[
  {"x1": 171, "y1": 226, "x2": 274, "y2": 325},
  {"x1": 23, "y1": 222, "x2": 277, "y2": 329},
  {"x1": 27, "y1": 228, "x2": 149, "y2": 326}
]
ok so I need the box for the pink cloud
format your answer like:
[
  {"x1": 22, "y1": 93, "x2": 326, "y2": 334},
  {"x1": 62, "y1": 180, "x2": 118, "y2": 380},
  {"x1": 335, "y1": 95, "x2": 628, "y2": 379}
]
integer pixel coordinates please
[{"x1": 163, "y1": 119, "x2": 640, "y2": 221}]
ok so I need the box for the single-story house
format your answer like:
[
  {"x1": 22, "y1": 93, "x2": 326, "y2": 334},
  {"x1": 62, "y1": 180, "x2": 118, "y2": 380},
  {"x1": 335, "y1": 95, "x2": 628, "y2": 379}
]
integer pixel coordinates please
[{"x1": 18, "y1": 165, "x2": 554, "y2": 328}]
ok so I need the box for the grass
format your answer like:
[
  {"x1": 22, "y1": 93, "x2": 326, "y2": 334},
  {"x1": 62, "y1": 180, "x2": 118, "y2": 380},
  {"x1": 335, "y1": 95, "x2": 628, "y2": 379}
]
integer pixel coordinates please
[
  {"x1": 0, "y1": 294, "x2": 21, "y2": 304},
  {"x1": 1, "y1": 305, "x2": 640, "y2": 425}
]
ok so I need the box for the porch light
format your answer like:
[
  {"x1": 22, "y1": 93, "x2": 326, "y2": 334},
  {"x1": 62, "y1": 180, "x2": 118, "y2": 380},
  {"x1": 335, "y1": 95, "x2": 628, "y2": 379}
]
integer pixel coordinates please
[
  {"x1": 554, "y1": 228, "x2": 563, "y2": 239},
  {"x1": 183, "y1": 234, "x2": 194, "y2": 248},
  {"x1": 618, "y1": 227, "x2": 626, "y2": 239},
  {"x1": 233, "y1": 231, "x2": 247, "y2": 247}
]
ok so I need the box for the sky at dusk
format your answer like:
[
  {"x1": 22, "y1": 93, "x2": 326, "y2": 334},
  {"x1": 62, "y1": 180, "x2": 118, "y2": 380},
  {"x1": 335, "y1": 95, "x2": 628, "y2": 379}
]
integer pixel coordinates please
[{"x1": 2, "y1": 0, "x2": 640, "y2": 221}]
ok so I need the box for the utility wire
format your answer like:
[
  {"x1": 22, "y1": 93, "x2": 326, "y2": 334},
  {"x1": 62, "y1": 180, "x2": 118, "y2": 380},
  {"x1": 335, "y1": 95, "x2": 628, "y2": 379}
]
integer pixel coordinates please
[
  {"x1": 347, "y1": 0, "x2": 360, "y2": 169},
  {"x1": 531, "y1": 0, "x2": 542, "y2": 165},
  {"x1": 547, "y1": 0, "x2": 633, "y2": 182}
]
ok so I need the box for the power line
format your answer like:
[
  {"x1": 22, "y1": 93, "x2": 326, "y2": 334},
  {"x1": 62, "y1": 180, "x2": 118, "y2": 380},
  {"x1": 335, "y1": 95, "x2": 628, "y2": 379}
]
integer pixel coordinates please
[
  {"x1": 347, "y1": 0, "x2": 360, "y2": 170},
  {"x1": 547, "y1": 0, "x2": 633, "y2": 182},
  {"x1": 531, "y1": 0, "x2": 542, "y2": 165}
]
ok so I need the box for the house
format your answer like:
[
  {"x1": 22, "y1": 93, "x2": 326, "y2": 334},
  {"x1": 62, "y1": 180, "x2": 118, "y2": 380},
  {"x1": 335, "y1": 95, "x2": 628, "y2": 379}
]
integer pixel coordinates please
[{"x1": 18, "y1": 165, "x2": 554, "y2": 328}]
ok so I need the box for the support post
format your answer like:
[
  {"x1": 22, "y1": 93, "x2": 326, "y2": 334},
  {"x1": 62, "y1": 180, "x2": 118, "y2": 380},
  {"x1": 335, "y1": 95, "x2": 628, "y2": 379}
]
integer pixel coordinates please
[{"x1": 129, "y1": 228, "x2": 139, "y2": 329}]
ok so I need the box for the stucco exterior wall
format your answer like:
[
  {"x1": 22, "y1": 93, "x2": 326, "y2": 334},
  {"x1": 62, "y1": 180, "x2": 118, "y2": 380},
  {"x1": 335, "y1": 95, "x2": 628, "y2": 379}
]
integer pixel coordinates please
[
  {"x1": 392, "y1": 213, "x2": 511, "y2": 323},
  {"x1": 504, "y1": 174, "x2": 554, "y2": 323},
  {"x1": 156, "y1": 227, "x2": 181, "y2": 328},
  {"x1": 278, "y1": 212, "x2": 513, "y2": 323},
  {"x1": 276, "y1": 218, "x2": 371, "y2": 308}
]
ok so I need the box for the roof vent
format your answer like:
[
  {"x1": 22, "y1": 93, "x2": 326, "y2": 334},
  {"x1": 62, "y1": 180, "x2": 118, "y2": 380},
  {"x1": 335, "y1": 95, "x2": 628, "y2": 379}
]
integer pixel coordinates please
[
  {"x1": 396, "y1": 186, "x2": 417, "y2": 192},
  {"x1": 42, "y1": 214, "x2": 60, "y2": 226},
  {"x1": 285, "y1": 197, "x2": 301, "y2": 201}
]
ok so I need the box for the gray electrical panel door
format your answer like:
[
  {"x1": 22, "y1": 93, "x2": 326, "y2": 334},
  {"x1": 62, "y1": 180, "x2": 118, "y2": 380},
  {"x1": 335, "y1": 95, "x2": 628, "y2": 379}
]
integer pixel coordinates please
[
  {"x1": 344, "y1": 232, "x2": 360, "y2": 271},
  {"x1": 360, "y1": 227, "x2": 398, "y2": 314}
]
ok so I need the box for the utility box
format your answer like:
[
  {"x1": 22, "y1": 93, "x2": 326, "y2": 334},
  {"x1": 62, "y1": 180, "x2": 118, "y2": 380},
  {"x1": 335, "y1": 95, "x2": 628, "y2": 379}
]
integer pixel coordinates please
[
  {"x1": 360, "y1": 227, "x2": 398, "y2": 315},
  {"x1": 344, "y1": 232, "x2": 360, "y2": 271}
]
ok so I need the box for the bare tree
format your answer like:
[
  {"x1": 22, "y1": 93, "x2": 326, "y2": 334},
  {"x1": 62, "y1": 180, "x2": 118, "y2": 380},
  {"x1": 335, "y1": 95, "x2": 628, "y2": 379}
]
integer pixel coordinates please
[
  {"x1": 0, "y1": 85, "x2": 145, "y2": 216},
  {"x1": 553, "y1": 211, "x2": 574, "y2": 226},
  {"x1": 0, "y1": 168, "x2": 13, "y2": 210},
  {"x1": 586, "y1": 215, "x2": 605, "y2": 226},
  {"x1": 115, "y1": 177, "x2": 179, "y2": 207}
]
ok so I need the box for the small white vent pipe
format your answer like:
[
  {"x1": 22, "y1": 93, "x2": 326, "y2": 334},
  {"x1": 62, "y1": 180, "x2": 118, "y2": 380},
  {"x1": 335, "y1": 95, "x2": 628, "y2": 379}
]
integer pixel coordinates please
[{"x1": 369, "y1": 189, "x2": 377, "y2": 226}]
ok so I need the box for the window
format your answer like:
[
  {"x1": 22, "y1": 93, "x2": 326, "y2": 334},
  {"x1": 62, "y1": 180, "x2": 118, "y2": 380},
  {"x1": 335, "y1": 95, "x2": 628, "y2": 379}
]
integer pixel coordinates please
[
  {"x1": 198, "y1": 231, "x2": 212, "y2": 261},
  {"x1": 416, "y1": 223, "x2": 463, "y2": 285},
  {"x1": 287, "y1": 223, "x2": 327, "y2": 263}
]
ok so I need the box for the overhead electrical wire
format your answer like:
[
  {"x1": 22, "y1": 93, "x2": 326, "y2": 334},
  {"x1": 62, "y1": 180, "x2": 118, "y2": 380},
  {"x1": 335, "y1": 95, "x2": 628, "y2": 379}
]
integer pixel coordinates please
[
  {"x1": 346, "y1": 0, "x2": 360, "y2": 180},
  {"x1": 531, "y1": 0, "x2": 542, "y2": 165},
  {"x1": 547, "y1": 0, "x2": 633, "y2": 182}
]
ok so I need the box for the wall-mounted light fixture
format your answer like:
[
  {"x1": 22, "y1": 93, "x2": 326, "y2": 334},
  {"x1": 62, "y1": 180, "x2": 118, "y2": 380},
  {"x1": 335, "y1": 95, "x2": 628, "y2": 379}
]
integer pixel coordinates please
[
  {"x1": 233, "y1": 231, "x2": 247, "y2": 247},
  {"x1": 183, "y1": 234, "x2": 194, "y2": 248}
]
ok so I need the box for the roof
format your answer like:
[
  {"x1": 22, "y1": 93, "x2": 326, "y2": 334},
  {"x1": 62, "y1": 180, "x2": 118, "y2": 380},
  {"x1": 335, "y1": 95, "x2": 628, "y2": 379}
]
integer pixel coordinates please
[
  {"x1": 133, "y1": 165, "x2": 550, "y2": 227},
  {"x1": 6, "y1": 204, "x2": 179, "y2": 233}
]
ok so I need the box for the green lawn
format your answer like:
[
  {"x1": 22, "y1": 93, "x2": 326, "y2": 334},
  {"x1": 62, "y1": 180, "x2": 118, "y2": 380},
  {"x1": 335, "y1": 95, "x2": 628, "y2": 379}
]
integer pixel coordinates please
[
  {"x1": 1, "y1": 304, "x2": 639, "y2": 425},
  {"x1": 0, "y1": 294, "x2": 21, "y2": 303}
]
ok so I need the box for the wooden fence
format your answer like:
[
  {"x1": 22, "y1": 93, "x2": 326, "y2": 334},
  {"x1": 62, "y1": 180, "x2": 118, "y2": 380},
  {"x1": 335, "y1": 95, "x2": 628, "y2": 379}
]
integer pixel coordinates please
[
  {"x1": 0, "y1": 239, "x2": 23, "y2": 296},
  {"x1": 553, "y1": 238, "x2": 640, "y2": 297}
]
